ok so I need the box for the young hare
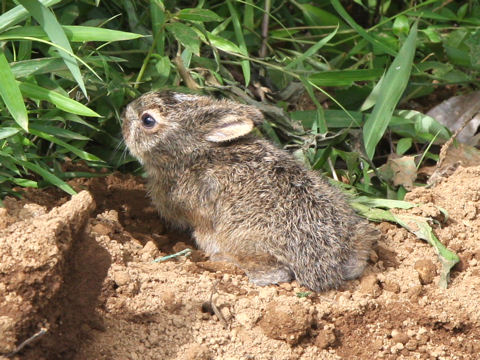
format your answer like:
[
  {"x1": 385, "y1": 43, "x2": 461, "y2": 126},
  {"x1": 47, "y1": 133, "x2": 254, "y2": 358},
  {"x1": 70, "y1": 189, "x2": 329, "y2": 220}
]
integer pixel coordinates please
[{"x1": 122, "y1": 91, "x2": 378, "y2": 291}]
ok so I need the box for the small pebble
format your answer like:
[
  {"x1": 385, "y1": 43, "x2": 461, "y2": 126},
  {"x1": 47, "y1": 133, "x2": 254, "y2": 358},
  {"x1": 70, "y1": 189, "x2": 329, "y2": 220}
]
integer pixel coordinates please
[
  {"x1": 279, "y1": 282, "x2": 293, "y2": 291},
  {"x1": 391, "y1": 329, "x2": 409, "y2": 345},
  {"x1": 92, "y1": 223, "x2": 112, "y2": 236},
  {"x1": 383, "y1": 280, "x2": 400, "y2": 293},
  {"x1": 315, "y1": 328, "x2": 336, "y2": 349},
  {"x1": 359, "y1": 273, "x2": 382, "y2": 298},
  {"x1": 140, "y1": 241, "x2": 160, "y2": 258},
  {"x1": 414, "y1": 259, "x2": 436, "y2": 285},
  {"x1": 112, "y1": 270, "x2": 131, "y2": 286},
  {"x1": 405, "y1": 339, "x2": 418, "y2": 351}
]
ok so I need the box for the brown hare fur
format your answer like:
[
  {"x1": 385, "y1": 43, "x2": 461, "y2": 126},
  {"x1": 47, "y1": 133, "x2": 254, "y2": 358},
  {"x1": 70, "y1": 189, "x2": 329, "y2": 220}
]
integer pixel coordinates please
[{"x1": 122, "y1": 91, "x2": 379, "y2": 291}]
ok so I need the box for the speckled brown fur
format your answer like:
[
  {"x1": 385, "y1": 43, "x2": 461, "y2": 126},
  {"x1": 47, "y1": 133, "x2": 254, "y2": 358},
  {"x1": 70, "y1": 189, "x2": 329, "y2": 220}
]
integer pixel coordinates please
[{"x1": 122, "y1": 91, "x2": 379, "y2": 291}]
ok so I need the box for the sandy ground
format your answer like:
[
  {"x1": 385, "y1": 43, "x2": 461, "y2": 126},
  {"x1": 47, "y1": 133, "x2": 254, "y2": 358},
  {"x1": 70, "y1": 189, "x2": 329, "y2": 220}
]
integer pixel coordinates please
[{"x1": 1, "y1": 166, "x2": 480, "y2": 360}]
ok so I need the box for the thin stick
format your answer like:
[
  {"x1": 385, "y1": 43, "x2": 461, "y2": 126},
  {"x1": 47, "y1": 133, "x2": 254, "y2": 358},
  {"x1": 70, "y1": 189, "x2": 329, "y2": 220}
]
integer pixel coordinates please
[
  {"x1": 209, "y1": 280, "x2": 229, "y2": 329},
  {"x1": 6, "y1": 327, "x2": 47, "y2": 357},
  {"x1": 153, "y1": 248, "x2": 192, "y2": 263},
  {"x1": 436, "y1": 102, "x2": 480, "y2": 170},
  {"x1": 173, "y1": 56, "x2": 200, "y2": 90},
  {"x1": 327, "y1": 157, "x2": 339, "y2": 181},
  {"x1": 259, "y1": 0, "x2": 271, "y2": 58}
]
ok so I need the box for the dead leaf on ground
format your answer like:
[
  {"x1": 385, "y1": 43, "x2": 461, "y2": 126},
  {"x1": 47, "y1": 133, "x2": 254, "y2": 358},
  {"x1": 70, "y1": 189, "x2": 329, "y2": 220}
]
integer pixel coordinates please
[
  {"x1": 426, "y1": 143, "x2": 480, "y2": 185},
  {"x1": 378, "y1": 155, "x2": 417, "y2": 190},
  {"x1": 427, "y1": 91, "x2": 480, "y2": 145}
]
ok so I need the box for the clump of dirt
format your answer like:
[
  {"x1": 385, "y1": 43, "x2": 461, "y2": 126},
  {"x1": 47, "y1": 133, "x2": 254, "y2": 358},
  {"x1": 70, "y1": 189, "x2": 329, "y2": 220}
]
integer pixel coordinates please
[
  {"x1": 1, "y1": 167, "x2": 480, "y2": 359},
  {"x1": 258, "y1": 299, "x2": 314, "y2": 345}
]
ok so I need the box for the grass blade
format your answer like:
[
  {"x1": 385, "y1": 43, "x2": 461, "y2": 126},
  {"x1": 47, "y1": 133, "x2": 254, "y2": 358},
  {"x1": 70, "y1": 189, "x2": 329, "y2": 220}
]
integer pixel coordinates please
[
  {"x1": 206, "y1": 32, "x2": 242, "y2": 55},
  {"x1": 226, "y1": 0, "x2": 250, "y2": 85},
  {"x1": 177, "y1": 8, "x2": 222, "y2": 22},
  {"x1": 166, "y1": 22, "x2": 200, "y2": 55},
  {"x1": 243, "y1": 0, "x2": 254, "y2": 29},
  {"x1": 363, "y1": 22, "x2": 418, "y2": 159},
  {"x1": 309, "y1": 69, "x2": 383, "y2": 87},
  {"x1": 394, "y1": 215, "x2": 459, "y2": 289},
  {"x1": 0, "y1": 25, "x2": 143, "y2": 42},
  {"x1": 29, "y1": 124, "x2": 90, "y2": 140},
  {"x1": 2, "y1": 152, "x2": 76, "y2": 195},
  {"x1": 360, "y1": 72, "x2": 385, "y2": 111},
  {"x1": 286, "y1": 27, "x2": 338, "y2": 70},
  {"x1": 11, "y1": 57, "x2": 66, "y2": 78},
  {"x1": 352, "y1": 201, "x2": 459, "y2": 288},
  {"x1": 28, "y1": 128, "x2": 103, "y2": 162},
  {"x1": 353, "y1": 196, "x2": 416, "y2": 209},
  {"x1": 17, "y1": 0, "x2": 88, "y2": 98},
  {"x1": 18, "y1": 81, "x2": 100, "y2": 117},
  {"x1": 151, "y1": 0, "x2": 166, "y2": 55},
  {"x1": 0, "y1": 0, "x2": 61, "y2": 33},
  {"x1": 2, "y1": 36, "x2": 101, "y2": 82},
  {"x1": 10, "y1": 55, "x2": 124, "y2": 79},
  {"x1": 0, "y1": 127, "x2": 20, "y2": 139},
  {"x1": 11, "y1": 178, "x2": 38, "y2": 188},
  {"x1": 330, "y1": 0, "x2": 396, "y2": 56},
  {"x1": 0, "y1": 48, "x2": 28, "y2": 131},
  {"x1": 300, "y1": 76, "x2": 328, "y2": 133}
]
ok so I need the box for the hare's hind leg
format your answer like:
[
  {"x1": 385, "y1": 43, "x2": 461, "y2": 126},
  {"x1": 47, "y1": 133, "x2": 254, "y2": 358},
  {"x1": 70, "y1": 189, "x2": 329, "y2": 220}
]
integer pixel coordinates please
[
  {"x1": 342, "y1": 221, "x2": 379, "y2": 280},
  {"x1": 210, "y1": 252, "x2": 294, "y2": 286},
  {"x1": 245, "y1": 266, "x2": 294, "y2": 286},
  {"x1": 194, "y1": 230, "x2": 294, "y2": 286}
]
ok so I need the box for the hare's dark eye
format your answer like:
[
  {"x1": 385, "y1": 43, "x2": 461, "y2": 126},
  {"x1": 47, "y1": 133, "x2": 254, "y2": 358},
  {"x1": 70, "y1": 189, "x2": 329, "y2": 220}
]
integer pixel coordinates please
[{"x1": 141, "y1": 113, "x2": 156, "y2": 128}]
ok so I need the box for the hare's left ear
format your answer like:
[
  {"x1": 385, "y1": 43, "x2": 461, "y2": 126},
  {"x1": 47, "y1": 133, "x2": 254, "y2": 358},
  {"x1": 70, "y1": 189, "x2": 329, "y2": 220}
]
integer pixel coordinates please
[{"x1": 205, "y1": 114, "x2": 255, "y2": 143}]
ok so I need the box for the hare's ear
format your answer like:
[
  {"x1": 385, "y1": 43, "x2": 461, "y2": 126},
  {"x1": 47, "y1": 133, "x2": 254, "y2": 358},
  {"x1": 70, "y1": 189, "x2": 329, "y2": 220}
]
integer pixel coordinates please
[{"x1": 205, "y1": 115, "x2": 254, "y2": 143}]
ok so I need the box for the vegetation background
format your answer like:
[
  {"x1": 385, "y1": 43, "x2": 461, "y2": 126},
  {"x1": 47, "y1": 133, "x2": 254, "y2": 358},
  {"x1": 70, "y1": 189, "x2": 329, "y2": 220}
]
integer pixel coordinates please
[{"x1": 0, "y1": 0, "x2": 478, "y2": 199}]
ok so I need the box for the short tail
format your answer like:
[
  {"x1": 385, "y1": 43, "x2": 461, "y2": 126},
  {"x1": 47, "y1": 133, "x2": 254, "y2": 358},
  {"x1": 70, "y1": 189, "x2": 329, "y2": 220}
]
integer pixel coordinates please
[
  {"x1": 286, "y1": 221, "x2": 378, "y2": 292},
  {"x1": 341, "y1": 221, "x2": 378, "y2": 280}
]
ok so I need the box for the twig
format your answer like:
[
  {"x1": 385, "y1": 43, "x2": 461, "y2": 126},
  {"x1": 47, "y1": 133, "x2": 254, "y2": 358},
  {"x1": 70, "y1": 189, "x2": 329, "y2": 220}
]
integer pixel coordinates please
[
  {"x1": 6, "y1": 327, "x2": 47, "y2": 358},
  {"x1": 225, "y1": 85, "x2": 304, "y2": 136},
  {"x1": 134, "y1": 37, "x2": 156, "y2": 89},
  {"x1": 327, "y1": 157, "x2": 339, "y2": 181},
  {"x1": 209, "y1": 280, "x2": 229, "y2": 329},
  {"x1": 153, "y1": 248, "x2": 192, "y2": 263},
  {"x1": 173, "y1": 56, "x2": 200, "y2": 90},
  {"x1": 433, "y1": 0, "x2": 455, "y2": 12},
  {"x1": 259, "y1": 0, "x2": 271, "y2": 58},
  {"x1": 435, "y1": 102, "x2": 480, "y2": 170}
]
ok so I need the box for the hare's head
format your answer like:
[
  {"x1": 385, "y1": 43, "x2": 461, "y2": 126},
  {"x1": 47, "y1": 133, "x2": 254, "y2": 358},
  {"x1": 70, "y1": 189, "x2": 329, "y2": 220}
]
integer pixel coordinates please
[{"x1": 122, "y1": 91, "x2": 264, "y2": 163}]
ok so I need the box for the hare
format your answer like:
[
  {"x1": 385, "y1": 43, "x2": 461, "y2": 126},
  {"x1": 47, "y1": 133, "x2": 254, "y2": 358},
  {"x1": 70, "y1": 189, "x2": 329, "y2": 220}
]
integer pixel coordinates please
[{"x1": 122, "y1": 91, "x2": 378, "y2": 291}]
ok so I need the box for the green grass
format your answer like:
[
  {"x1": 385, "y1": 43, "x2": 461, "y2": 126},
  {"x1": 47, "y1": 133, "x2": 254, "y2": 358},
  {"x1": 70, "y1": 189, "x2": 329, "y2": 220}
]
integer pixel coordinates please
[{"x1": 0, "y1": 0, "x2": 478, "y2": 200}]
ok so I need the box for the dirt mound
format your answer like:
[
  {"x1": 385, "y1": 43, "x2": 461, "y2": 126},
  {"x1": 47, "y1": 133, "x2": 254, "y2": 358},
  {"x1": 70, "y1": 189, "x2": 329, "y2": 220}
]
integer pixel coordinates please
[
  {"x1": 1, "y1": 168, "x2": 480, "y2": 359},
  {"x1": 0, "y1": 191, "x2": 98, "y2": 357}
]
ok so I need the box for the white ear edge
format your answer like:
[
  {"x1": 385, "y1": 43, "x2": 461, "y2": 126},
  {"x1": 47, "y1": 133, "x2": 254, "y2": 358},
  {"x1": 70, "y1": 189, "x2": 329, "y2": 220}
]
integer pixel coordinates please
[{"x1": 205, "y1": 117, "x2": 254, "y2": 143}]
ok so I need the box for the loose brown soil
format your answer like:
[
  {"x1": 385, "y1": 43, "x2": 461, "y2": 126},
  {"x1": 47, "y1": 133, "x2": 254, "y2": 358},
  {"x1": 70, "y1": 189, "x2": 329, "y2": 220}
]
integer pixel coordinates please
[{"x1": 1, "y1": 167, "x2": 480, "y2": 360}]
